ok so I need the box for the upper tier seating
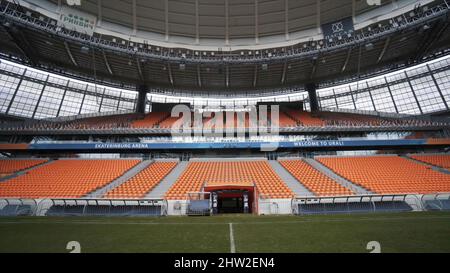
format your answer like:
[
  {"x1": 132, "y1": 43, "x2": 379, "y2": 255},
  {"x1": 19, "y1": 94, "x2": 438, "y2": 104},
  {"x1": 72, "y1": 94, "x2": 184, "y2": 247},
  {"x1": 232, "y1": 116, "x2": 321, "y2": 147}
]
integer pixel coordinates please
[
  {"x1": 279, "y1": 159, "x2": 354, "y2": 196},
  {"x1": 158, "y1": 115, "x2": 184, "y2": 129},
  {"x1": 0, "y1": 159, "x2": 139, "y2": 198},
  {"x1": 317, "y1": 156, "x2": 450, "y2": 194},
  {"x1": 64, "y1": 114, "x2": 139, "y2": 129},
  {"x1": 278, "y1": 112, "x2": 298, "y2": 127},
  {"x1": 285, "y1": 110, "x2": 325, "y2": 126},
  {"x1": 409, "y1": 154, "x2": 450, "y2": 170},
  {"x1": 0, "y1": 159, "x2": 47, "y2": 177},
  {"x1": 0, "y1": 111, "x2": 446, "y2": 131},
  {"x1": 132, "y1": 112, "x2": 170, "y2": 128},
  {"x1": 165, "y1": 160, "x2": 293, "y2": 200},
  {"x1": 104, "y1": 161, "x2": 178, "y2": 199}
]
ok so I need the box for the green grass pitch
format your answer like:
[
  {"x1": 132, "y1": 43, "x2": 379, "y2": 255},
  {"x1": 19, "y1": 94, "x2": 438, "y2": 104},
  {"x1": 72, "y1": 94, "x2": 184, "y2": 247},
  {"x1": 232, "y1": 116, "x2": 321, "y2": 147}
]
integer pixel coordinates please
[{"x1": 0, "y1": 211, "x2": 449, "y2": 253}]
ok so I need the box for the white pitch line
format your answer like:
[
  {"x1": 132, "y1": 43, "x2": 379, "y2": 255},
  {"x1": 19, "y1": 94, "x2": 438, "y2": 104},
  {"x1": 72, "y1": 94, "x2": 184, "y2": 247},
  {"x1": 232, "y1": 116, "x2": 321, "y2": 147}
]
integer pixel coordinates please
[
  {"x1": 0, "y1": 215, "x2": 449, "y2": 226},
  {"x1": 229, "y1": 223, "x2": 236, "y2": 253}
]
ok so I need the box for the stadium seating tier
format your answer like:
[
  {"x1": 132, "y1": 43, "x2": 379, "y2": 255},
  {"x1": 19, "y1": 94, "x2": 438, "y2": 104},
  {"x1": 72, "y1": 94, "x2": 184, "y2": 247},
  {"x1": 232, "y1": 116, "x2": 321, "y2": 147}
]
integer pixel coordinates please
[
  {"x1": 0, "y1": 159, "x2": 140, "y2": 198},
  {"x1": 279, "y1": 159, "x2": 354, "y2": 196},
  {"x1": 0, "y1": 159, "x2": 47, "y2": 177},
  {"x1": 317, "y1": 156, "x2": 450, "y2": 194},
  {"x1": 105, "y1": 161, "x2": 178, "y2": 199},
  {"x1": 409, "y1": 154, "x2": 450, "y2": 171},
  {"x1": 165, "y1": 161, "x2": 293, "y2": 200}
]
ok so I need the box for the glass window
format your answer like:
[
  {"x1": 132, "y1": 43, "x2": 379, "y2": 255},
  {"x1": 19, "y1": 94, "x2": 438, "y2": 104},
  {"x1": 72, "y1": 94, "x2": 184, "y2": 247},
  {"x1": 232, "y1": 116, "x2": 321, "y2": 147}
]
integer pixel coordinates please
[
  {"x1": 8, "y1": 80, "x2": 43, "y2": 118},
  {"x1": 34, "y1": 86, "x2": 65, "y2": 119},
  {"x1": 409, "y1": 75, "x2": 446, "y2": 113}
]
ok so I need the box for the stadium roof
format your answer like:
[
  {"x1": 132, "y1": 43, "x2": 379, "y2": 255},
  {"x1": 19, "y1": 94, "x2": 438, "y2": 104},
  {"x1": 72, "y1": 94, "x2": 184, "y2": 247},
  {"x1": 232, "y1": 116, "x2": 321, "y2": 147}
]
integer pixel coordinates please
[
  {"x1": 44, "y1": 0, "x2": 396, "y2": 48},
  {"x1": 0, "y1": 0, "x2": 449, "y2": 92}
]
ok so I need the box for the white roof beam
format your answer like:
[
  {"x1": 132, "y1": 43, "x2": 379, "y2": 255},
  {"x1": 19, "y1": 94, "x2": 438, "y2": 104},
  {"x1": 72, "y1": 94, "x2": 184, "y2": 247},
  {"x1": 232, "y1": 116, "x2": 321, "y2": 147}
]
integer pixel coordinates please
[
  {"x1": 281, "y1": 61, "x2": 287, "y2": 84},
  {"x1": 377, "y1": 37, "x2": 391, "y2": 63},
  {"x1": 316, "y1": 0, "x2": 321, "y2": 32},
  {"x1": 167, "y1": 63, "x2": 174, "y2": 86},
  {"x1": 341, "y1": 48, "x2": 352, "y2": 73},
  {"x1": 136, "y1": 57, "x2": 144, "y2": 81},
  {"x1": 226, "y1": 65, "x2": 229, "y2": 88},
  {"x1": 225, "y1": 0, "x2": 229, "y2": 46},
  {"x1": 102, "y1": 50, "x2": 113, "y2": 75},
  {"x1": 195, "y1": 0, "x2": 199, "y2": 44},
  {"x1": 197, "y1": 65, "x2": 202, "y2": 87},
  {"x1": 255, "y1": 0, "x2": 259, "y2": 44},
  {"x1": 165, "y1": 0, "x2": 169, "y2": 41},
  {"x1": 63, "y1": 41, "x2": 78, "y2": 67},
  {"x1": 253, "y1": 65, "x2": 258, "y2": 87},
  {"x1": 132, "y1": 0, "x2": 137, "y2": 36},
  {"x1": 97, "y1": 0, "x2": 102, "y2": 27},
  {"x1": 285, "y1": 0, "x2": 289, "y2": 40}
]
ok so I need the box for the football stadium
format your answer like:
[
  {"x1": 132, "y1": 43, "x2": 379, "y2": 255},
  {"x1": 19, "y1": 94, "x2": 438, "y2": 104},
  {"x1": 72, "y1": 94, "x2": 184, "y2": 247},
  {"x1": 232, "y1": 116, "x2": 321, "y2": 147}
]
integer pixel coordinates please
[{"x1": 0, "y1": 0, "x2": 450, "y2": 256}]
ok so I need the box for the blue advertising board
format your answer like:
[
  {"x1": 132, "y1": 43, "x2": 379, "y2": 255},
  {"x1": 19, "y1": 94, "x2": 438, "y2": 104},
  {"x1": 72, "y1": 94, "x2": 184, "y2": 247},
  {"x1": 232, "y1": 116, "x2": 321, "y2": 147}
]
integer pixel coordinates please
[{"x1": 28, "y1": 139, "x2": 428, "y2": 150}]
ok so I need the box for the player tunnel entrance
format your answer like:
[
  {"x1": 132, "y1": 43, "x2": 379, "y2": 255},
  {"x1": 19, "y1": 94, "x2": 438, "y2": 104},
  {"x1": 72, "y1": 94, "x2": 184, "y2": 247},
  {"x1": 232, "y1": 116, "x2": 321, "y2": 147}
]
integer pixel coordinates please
[{"x1": 204, "y1": 182, "x2": 256, "y2": 214}]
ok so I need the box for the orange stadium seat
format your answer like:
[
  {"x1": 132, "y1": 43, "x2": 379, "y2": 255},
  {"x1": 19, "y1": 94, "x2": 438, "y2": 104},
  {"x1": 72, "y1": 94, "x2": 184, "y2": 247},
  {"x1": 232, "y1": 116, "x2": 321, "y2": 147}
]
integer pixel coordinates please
[
  {"x1": 132, "y1": 112, "x2": 170, "y2": 128},
  {"x1": 0, "y1": 159, "x2": 140, "y2": 198},
  {"x1": 410, "y1": 154, "x2": 450, "y2": 171},
  {"x1": 317, "y1": 156, "x2": 450, "y2": 194},
  {"x1": 278, "y1": 112, "x2": 298, "y2": 127},
  {"x1": 165, "y1": 161, "x2": 293, "y2": 200},
  {"x1": 0, "y1": 159, "x2": 47, "y2": 177},
  {"x1": 279, "y1": 159, "x2": 353, "y2": 196},
  {"x1": 64, "y1": 114, "x2": 139, "y2": 129},
  {"x1": 285, "y1": 110, "x2": 325, "y2": 126},
  {"x1": 105, "y1": 161, "x2": 178, "y2": 199}
]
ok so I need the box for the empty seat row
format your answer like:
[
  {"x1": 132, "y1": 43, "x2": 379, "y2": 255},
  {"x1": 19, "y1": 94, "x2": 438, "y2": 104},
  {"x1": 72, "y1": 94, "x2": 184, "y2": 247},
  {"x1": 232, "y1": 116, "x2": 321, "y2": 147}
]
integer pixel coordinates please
[
  {"x1": 0, "y1": 159, "x2": 140, "y2": 198},
  {"x1": 132, "y1": 112, "x2": 170, "y2": 128},
  {"x1": 285, "y1": 110, "x2": 325, "y2": 127},
  {"x1": 104, "y1": 161, "x2": 178, "y2": 199},
  {"x1": 0, "y1": 159, "x2": 47, "y2": 176},
  {"x1": 279, "y1": 159, "x2": 353, "y2": 196},
  {"x1": 317, "y1": 156, "x2": 450, "y2": 194},
  {"x1": 165, "y1": 161, "x2": 293, "y2": 200},
  {"x1": 409, "y1": 154, "x2": 450, "y2": 170}
]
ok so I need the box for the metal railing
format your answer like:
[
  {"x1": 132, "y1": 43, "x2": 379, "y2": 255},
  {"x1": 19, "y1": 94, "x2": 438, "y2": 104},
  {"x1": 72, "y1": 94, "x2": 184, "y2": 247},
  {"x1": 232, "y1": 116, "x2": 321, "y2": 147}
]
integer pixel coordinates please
[
  {"x1": 0, "y1": 193, "x2": 449, "y2": 217},
  {"x1": 292, "y1": 194, "x2": 425, "y2": 215},
  {"x1": 421, "y1": 193, "x2": 450, "y2": 211},
  {"x1": 35, "y1": 198, "x2": 166, "y2": 217},
  {"x1": 0, "y1": 198, "x2": 37, "y2": 216}
]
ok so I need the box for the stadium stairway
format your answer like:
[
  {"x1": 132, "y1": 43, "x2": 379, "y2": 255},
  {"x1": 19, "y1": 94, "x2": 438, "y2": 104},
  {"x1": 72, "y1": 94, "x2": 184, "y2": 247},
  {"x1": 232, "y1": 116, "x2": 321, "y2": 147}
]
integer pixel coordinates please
[
  {"x1": 402, "y1": 155, "x2": 450, "y2": 175},
  {"x1": 145, "y1": 161, "x2": 189, "y2": 199},
  {"x1": 269, "y1": 160, "x2": 314, "y2": 196},
  {"x1": 0, "y1": 159, "x2": 54, "y2": 182},
  {"x1": 85, "y1": 160, "x2": 153, "y2": 198},
  {"x1": 303, "y1": 158, "x2": 372, "y2": 195}
]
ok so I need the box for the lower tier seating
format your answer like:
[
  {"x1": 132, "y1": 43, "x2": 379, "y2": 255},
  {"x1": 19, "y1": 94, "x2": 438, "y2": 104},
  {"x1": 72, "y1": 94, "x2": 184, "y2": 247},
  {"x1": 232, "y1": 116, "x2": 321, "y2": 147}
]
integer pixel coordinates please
[
  {"x1": 317, "y1": 156, "x2": 450, "y2": 194},
  {"x1": 0, "y1": 159, "x2": 139, "y2": 198},
  {"x1": 165, "y1": 160, "x2": 293, "y2": 200},
  {"x1": 409, "y1": 154, "x2": 450, "y2": 170},
  {"x1": 279, "y1": 159, "x2": 354, "y2": 196},
  {"x1": 104, "y1": 161, "x2": 178, "y2": 199},
  {"x1": 0, "y1": 159, "x2": 47, "y2": 177}
]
